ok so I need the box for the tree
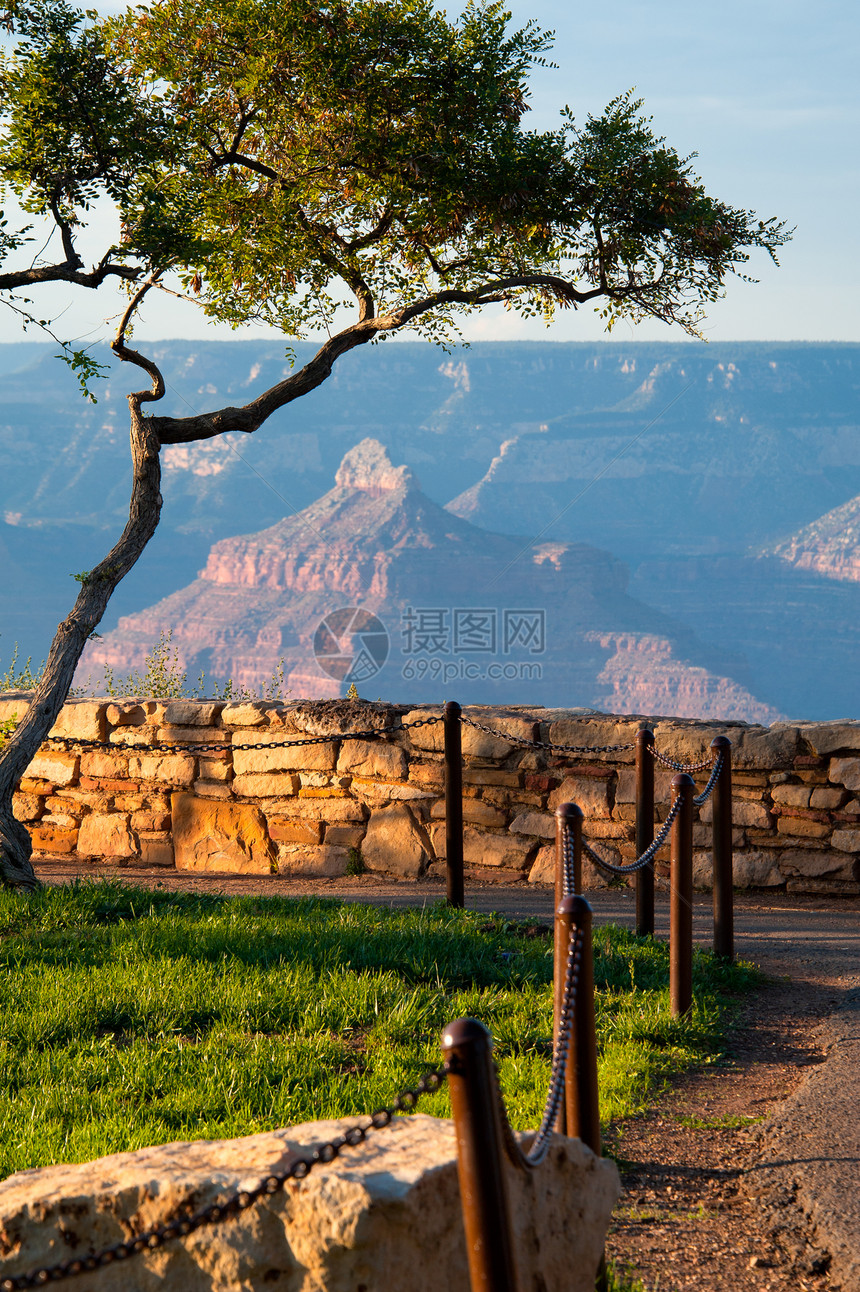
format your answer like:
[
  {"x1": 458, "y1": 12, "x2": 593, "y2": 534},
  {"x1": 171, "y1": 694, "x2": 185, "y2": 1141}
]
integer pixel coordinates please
[{"x1": 0, "y1": 0, "x2": 789, "y2": 888}]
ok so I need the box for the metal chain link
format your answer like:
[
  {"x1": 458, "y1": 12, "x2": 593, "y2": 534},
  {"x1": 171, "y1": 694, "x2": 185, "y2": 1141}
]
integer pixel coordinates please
[
  {"x1": 0, "y1": 1069, "x2": 447, "y2": 1291},
  {"x1": 497, "y1": 924, "x2": 584, "y2": 1169},
  {"x1": 693, "y1": 752, "x2": 723, "y2": 807},
  {"x1": 562, "y1": 822, "x2": 577, "y2": 898},
  {"x1": 649, "y1": 746, "x2": 716, "y2": 773},
  {"x1": 582, "y1": 792, "x2": 684, "y2": 876},
  {"x1": 44, "y1": 715, "x2": 441, "y2": 757},
  {"x1": 459, "y1": 715, "x2": 635, "y2": 755}
]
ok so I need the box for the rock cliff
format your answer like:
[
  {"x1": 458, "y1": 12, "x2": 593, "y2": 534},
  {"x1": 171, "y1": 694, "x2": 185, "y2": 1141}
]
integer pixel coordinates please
[{"x1": 82, "y1": 441, "x2": 780, "y2": 720}]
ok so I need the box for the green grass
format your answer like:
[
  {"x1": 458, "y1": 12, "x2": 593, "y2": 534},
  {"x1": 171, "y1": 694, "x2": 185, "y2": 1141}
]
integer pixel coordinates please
[{"x1": 0, "y1": 882, "x2": 760, "y2": 1178}]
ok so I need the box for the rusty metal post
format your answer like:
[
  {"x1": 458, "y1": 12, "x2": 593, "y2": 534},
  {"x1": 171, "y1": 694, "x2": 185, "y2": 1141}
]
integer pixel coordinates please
[
  {"x1": 441, "y1": 1018, "x2": 518, "y2": 1292},
  {"x1": 710, "y1": 735, "x2": 734, "y2": 961},
  {"x1": 670, "y1": 773, "x2": 694, "y2": 1017},
  {"x1": 557, "y1": 895, "x2": 601, "y2": 1156},
  {"x1": 554, "y1": 801, "x2": 582, "y2": 908},
  {"x1": 553, "y1": 804, "x2": 583, "y2": 1136},
  {"x1": 444, "y1": 700, "x2": 464, "y2": 909},
  {"x1": 635, "y1": 727, "x2": 655, "y2": 937}
]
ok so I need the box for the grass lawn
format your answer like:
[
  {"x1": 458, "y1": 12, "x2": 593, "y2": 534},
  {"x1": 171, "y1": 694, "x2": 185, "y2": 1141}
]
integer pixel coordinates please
[{"x1": 0, "y1": 881, "x2": 760, "y2": 1178}]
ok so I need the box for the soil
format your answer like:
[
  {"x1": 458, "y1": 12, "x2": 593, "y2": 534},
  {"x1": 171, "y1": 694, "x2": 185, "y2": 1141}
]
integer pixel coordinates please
[{"x1": 604, "y1": 974, "x2": 843, "y2": 1291}]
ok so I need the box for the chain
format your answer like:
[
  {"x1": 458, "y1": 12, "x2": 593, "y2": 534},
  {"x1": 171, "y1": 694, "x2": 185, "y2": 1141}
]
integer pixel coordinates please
[
  {"x1": 45, "y1": 715, "x2": 441, "y2": 757},
  {"x1": 0, "y1": 1069, "x2": 447, "y2": 1291},
  {"x1": 497, "y1": 924, "x2": 584, "y2": 1170},
  {"x1": 459, "y1": 715, "x2": 634, "y2": 756},
  {"x1": 562, "y1": 822, "x2": 577, "y2": 898},
  {"x1": 649, "y1": 746, "x2": 715, "y2": 773},
  {"x1": 693, "y1": 752, "x2": 723, "y2": 806},
  {"x1": 582, "y1": 792, "x2": 683, "y2": 876}
]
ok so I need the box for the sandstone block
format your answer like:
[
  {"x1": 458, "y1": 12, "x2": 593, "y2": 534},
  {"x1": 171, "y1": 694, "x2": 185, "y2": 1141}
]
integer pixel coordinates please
[
  {"x1": 48, "y1": 700, "x2": 105, "y2": 744},
  {"x1": 137, "y1": 834, "x2": 175, "y2": 867},
  {"x1": 732, "y1": 724, "x2": 799, "y2": 770},
  {"x1": 277, "y1": 844, "x2": 348, "y2": 877},
  {"x1": 324, "y1": 825, "x2": 366, "y2": 849},
  {"x1": 81, "y1": 752, "x2": 129, "y2": 779},
  {"x1": 529, "y1": 841, "x2": 612, "y2": 890},
  {"x1": 700, "y1": 797, "x2": 773, "y2": 828},
  {"x1": 527, "y1": 844, "x2": 555, "y2": 885},
  {"x1": 547, "y1": 715, "x2": 639, "y2": 755},
  {"x1": 287, "y1": 798, "x2": 367, "y2": 823},
  {"x1": 726, "y1": 851, "x2": 784, "y2": 888},
  {"x1": 76, "y1": 813, "x2": 137, "y2": 858},
  {"x1": 0, "y1": 694, "x2": 30, "y2": 725},
  {"x1": 219, "y1": 702, "x2": 272, "y2": 727},
  {"x1": 463, "y1": 828, "x2": 529, "y2": 870},
  {"x1": 615, "y1": 768, "x2": 636, "y2": 804},
  {"x1": 233, "y1": 734, "x2": 336, "y2": 775},
  {"x1": 430, "y1": 798, "x2": 507, "y2": 827},
  {"x1": 777, "y1": 847, "x2": 848, "y2": 878},
  {"x1": 336, "y1": 739, "x2": 407, "y2": 780},
  {"x1": 831, "y1": 829, "x2": 860, "y2": 852},
  {"x1": 464, "y1": 768, "x2": 521, "y2": 788},
  {"x1": 362, "y1": 804, "x2": 431, "y2": 878},
  {"x1": 509, "y1": 811, "x2": 555, "y2": 839},
  {"x1": 770, "y1": 783, "x2": 812, "y2": 808},
  {"x1": 409, "y1": 761, "x2": 445, "y2": 789},
  {"x1": 192, "y1": 782, "x2": 233, "y2": 800},
  {"x1": 105, "y1": 703, "x2": 147, "y2": 728},
  {"x1": 26, "y1": 751, "x2": 79, "y2": 788},
  {"x1": 131, "y1": 809, "x2": 171, "y2": 833},
  {"x1": 350, "y1": 779, "x2": 435, "y2": 806},
  {"x1": 130, "y1": 754, "x2": 197, "y2": 786},
  {"x1": 161, "y1": 700, "x2": 223, "y2": 727},
  {"x1": 172, "y1": 794, "x2": 275, "y2": 873},
  {"x1": 829, "y1": 757, "x2": 860, "y2": 792},
  {"x1": 810, "y1": 787, "x2": 848, "y2": 810},
  {"x1": 29, "y1": 825, "x2": 77, "y2": 854},
  {"x1": 800, "y1": 721, "x2": 860, "y2": 755},
  {"x1": 39, "y1": 812, "x2": 78, "y2": 831},
  {"x1": 12, "y1": 795, "x2": 43, "y2": 823},
  {"x1": 548, "y1": 777, "x2": 611, "y2": 818},
  {"x1": 776, "y1": 817, "x2": 830, "y2": 840},
  {"x1": 197, "y1": 757, "x2": 231, "y2": 783},
  {"x1": 233, "y1": 773, "x2": 300, "y2": 799},
  {"x1": 268, "y1": 820, "x2": 323, "y2": 845},
  {"x1": 0, "y1": 1113, "x2": 618, "y2": 1292}
]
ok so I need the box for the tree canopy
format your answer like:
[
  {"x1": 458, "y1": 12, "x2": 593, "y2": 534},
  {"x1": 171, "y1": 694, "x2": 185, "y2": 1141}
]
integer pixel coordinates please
[
  {"x1": 0, "y1": 0, "x2": 790, "y2": 888},
  {"x1": 2, "y1": 0, "x2": 789, "y2": 354}
]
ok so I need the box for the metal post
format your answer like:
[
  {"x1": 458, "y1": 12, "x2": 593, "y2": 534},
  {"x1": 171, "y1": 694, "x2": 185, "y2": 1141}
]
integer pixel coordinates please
[
  {"x1": 553, "y1": 804, "x2": 583, "y2": 1135},
  {"x1": 710, "y1": 735, "x2": 734, "y2": 961},
  {"x1": 554, "y1": 801, "x2": 582, "y2": 908},
  {"x1": 635, "y1": 727, "x2": 655, "y2": 937},
  {"x1": 670, "y1": 773, "x2": 694, "y2": 1017},
  {"x1": 444, "y1": 700, "x2": 464, "y2": 909},
  {"x1": 557, "y1": 895, "x2": 601, "y2": 1156},
  {"x1": 441, "y1": 1018, "x2": 518, "y2": 1292}
]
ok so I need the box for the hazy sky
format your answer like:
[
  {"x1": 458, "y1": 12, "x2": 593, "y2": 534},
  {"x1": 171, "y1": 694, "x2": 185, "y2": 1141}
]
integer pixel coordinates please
[{"x1": 1, "y1": 0, "x2": 857, "y2": 346}]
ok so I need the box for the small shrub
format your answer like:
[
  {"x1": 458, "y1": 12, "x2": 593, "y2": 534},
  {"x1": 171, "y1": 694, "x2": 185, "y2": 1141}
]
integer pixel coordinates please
[
  {"x1": 96, "y1": 630, "x2": 290, "y2": 702},
  {"x1": 346, "y1": 848, "x2": 366, "y2": 876},
  {"x1": 0, "y1": 643, "x2": 44, "y2": 692}
]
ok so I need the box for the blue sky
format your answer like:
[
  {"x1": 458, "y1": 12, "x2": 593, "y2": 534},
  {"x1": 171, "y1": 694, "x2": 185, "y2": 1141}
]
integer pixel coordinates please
[{"x1": 1, "y1": 0, "x2": 857, "y2": 345}]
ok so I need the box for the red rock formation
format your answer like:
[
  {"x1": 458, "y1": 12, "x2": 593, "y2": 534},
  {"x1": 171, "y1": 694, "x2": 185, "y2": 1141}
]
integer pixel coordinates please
[{"x1": 81, "y1": 440, "x2": 780, "y2": 718}]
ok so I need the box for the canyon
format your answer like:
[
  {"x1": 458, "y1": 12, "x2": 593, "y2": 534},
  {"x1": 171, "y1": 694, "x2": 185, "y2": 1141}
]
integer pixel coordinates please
[{"x1": 2, "y1": 340, "x2": 859, "y2": 719}]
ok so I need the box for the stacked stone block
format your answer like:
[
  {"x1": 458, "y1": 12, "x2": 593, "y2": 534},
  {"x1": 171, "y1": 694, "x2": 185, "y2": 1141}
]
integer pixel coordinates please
[{"x1": 2, "y1": 691, "x2": 859, "y2": 895}]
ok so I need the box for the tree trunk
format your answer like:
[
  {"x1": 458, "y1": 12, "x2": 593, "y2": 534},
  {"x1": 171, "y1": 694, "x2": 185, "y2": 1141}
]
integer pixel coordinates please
[{"x1": 0, "y1": 399, "x2": 163, "y2": 889}]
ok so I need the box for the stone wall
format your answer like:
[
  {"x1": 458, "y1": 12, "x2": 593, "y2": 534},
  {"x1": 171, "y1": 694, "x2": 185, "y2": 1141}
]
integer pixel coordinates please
[{"x1": 4, "y1": 693, "x2": 860, "y2": 895}]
